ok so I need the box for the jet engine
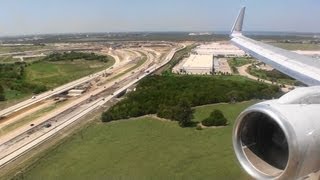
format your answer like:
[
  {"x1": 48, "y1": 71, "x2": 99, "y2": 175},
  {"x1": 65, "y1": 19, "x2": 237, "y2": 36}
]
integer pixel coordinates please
[{"x1": 233, "y1": 86, "x2": 320, "y2": 179}]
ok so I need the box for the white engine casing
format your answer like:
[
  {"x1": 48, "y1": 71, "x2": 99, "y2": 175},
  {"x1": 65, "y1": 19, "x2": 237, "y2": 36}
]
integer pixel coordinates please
[{"x1": 233, "y1": 86, "x2": 320, "y2": 179}]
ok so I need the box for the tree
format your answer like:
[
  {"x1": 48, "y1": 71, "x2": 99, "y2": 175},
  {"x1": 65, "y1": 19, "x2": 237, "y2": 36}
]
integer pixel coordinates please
[
  {"x1": 101, "y1": 112, "x2": 113, "y2": 122},
  {"x1": 100, "y1": 75, "x2": 280, "y2": 122},
  {"x1": 0, "y1": 84, "x2": 4, "y2": 94},
  {"x1": 33, "y1": 85, "x2": 47, "y2": 94},
  {"x1": 157, "y1": 105, "x2": 174, "y2": 120},
  {"x1": 226, "y1": 90, "x2": 239, "y2": 103},
  {"x1": 174, "y1": 100, "x2": 193, "y2": 127},
  {"x1": 202, "y1": 109, "x2": 227, "y2": 127},
  {"x1": 0, "y1": 85, "x2": 5, "y2": 101},
  {"x1": 0, "y1": 94, "x2": 5, "y2": 101}
]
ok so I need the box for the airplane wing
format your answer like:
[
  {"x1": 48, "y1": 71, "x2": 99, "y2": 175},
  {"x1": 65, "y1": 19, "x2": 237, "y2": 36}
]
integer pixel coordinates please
[
  {"x1": 230, "y1": 7, "x2": 320, "y2": 86},
  {"x1": 232, "y1": 7, "x2": 320, "y2": 180}
]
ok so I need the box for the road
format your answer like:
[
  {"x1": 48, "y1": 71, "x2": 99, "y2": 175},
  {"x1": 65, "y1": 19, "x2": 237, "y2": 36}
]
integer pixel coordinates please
[
  {"x1": 0, "y1": 48, "x2": 147, "y2": 144},
  {"x1": 237, "y1": 64, "x2": 293, "y2": 92},
  {"x1": 0, "y1": 52, "x2": 126, "y2": 118},
  {"x1": 237, "y1": 64, "x2": 270, "y2": 82},
  {"x1": 12, "y1": 54, "x2": 46, "y2": 62},
  {"x1": 0, "y1": 45, "x2": 183, "y2": 168}
]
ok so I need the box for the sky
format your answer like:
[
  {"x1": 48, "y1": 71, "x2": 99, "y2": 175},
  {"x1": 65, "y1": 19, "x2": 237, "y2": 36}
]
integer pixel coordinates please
[{"x1": 0, "y1": 0, "x2": 319, "y2": 36}]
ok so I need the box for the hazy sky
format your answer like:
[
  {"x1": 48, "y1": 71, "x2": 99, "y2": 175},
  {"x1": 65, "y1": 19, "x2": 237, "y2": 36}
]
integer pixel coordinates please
[{"x1": 0, "y1": 0, "x2": 319, "y2": 36}]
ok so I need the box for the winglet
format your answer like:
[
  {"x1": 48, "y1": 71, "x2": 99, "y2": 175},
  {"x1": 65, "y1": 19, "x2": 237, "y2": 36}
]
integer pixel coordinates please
[{"x1": 231, "y1": 7, "x2": 246, "y2": 35}]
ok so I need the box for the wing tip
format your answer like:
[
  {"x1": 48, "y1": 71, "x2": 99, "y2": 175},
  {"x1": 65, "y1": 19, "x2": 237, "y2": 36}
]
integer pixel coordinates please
[{"x1": 231, "y1": 6, "x2": 246, "y2": 35}]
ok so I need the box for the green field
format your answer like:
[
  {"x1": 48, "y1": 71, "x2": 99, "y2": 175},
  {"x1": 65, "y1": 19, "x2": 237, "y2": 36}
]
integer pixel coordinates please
[
  {"x1": 0, "y1": 56, "x2": 42, "y2": 64},
  {"x1": 227, "y1": 57, "x2": 255, "y2": 74},
  {"x1": 270, "y1": 42, "x2": 320, "y2": 50},
  {"x1": 7, "y1": 101, "x2": 257, "y2": 180},
  {"x1": 228, "y1": 57, "x2": 255, "y2": 68},
  {"x1": 0, "y1": 93, "x2": 32, "y2": 111},
  {"x1": 0, "y1": 45, "x2": 51, "y2": 53},
  {"x1": 247, "y1": 66, "x2": 296, "y2": 85},
  {"x1": 0, "y1": 56, "x2": 15, "y2": 63},
  {"x1": 25, "y1": 59, "x2": 114, "y2": 88},
  {"x1": 0, "y1": 57, "x2": 115, "y2": 110}
]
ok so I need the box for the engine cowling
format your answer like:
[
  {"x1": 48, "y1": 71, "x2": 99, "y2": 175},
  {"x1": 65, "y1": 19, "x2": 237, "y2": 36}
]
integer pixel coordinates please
[{"x1": 233, "y1": 86, "x2": 320, "y2": 179}]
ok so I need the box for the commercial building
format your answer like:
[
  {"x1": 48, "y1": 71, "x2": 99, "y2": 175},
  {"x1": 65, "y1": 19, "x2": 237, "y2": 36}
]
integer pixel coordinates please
[
  {"x1": 194, "y1": 42, "x2": 246, "y2": 57},
  {"x1": 173, "y1": 42, "x2": 239, "y2": 75},
  {"x1": 176, "y1": 55, "x2": 214, "y2": 74}
]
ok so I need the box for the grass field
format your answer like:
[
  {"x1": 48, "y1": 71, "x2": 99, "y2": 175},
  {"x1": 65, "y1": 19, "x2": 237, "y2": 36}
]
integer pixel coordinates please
[
  {"x1": 3, "y1": 89, "x2": 30, "y2": 103},
  {"x1": 0, "y1": 56, "x2": 15, "y2": 63},
  {"x1": 270, "y1": 42, "x2": 320, "y2": 50},
  {"x1": 25, "y1": 59, "x2": 114, "y2": 89},
  {"x1": 227, "y1": 57, "x2": 255, "y2": 74},
  {"x1": 228, "y1": 57, "x2": 255, "y2": 68},
  {"x1": 247, "y1": 66, "x2": 296, "y2": 85},
  {"x1": 0, "y1": 56, "x2": 42, "y2": 64},
  {"x1": 0, "y1": 93, "x2": 32, "y2": 111},
  {"x1": 7, "y1": 101, "x2": 257, "y2": 180},
  {"x1": 0, "y1": 45, "x2": 52, "y2": 54},
  {"x1": 0, "y1": 58, "x2": 115, "y2": 110}
]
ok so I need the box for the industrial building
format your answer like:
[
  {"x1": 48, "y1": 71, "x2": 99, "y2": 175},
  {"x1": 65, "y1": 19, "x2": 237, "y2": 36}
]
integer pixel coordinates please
[
  {"x1": 177, "y1": 55, "x2": 214, "y2": 74},
  {"x1": 194, "y1": 42, "x2": 246, "y2": 57},
  {"x1": 173, "y1": 42, "x2": 237, "y2": 75}
]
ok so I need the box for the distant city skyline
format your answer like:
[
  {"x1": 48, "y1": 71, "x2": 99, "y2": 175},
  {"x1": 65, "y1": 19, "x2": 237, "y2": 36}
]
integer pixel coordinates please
[{"x1": 0, "y1": 0, "x2": 319, "y2": 36}]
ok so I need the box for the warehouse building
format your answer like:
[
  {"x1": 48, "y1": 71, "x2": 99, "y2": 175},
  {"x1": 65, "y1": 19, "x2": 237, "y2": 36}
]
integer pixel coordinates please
[
  {"x1": 193, "y1": 42, "x2": 245, "y2": 57},
  {"x1": 173, "y1": 42, "x2": 238, "y2": 75},
  {"x1": 178, "y1": 55, "x2": 214, "y2": 74}
]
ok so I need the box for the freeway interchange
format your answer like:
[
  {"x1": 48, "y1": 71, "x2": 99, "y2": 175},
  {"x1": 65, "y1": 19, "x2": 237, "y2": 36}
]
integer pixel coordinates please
[{"x1": 0, "y1": 43, "x2": 183, "y2": 168}]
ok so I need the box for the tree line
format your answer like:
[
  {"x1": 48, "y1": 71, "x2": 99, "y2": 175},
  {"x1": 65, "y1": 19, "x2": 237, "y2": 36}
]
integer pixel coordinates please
[
  {"x1": 0, "y1": 62, "x2": 47, "y2": 101},
  {"x1": 43, "y1": 51, "x2": 111, "y2": 62},
  {"x1": 0, "y1": 51, "x2": 109, "y2": 101},
  {"x1": 102, "y1": 75, "x2": 281, "y2": 123}
]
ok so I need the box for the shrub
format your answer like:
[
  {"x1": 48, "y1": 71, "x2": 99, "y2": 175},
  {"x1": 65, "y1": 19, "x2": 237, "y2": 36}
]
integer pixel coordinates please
[
  {"x1": 102, "y1": 112, "x2": 113, "y2": 122},
  {"x1": 0, "y1": 85, "x2": 4, "y2": 94},
  {"x1": 196, "y1": 124, "x2": 203, "y2": 130},
  {"x1": 202, "y1": 110, "x2": 227, "y2": 127},
  {"x1": 33, "y1": 85, "x2": 47, "y2": 94},
  {"x1": 0, "y1": 94, "x2": 5, "y2": 101},
  {"x1": 157, "y1": 105, "x2": 174, "y2": 120}
]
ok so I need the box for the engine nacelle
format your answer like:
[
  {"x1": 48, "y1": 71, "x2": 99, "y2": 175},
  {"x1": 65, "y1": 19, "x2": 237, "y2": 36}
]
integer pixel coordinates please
[{"x1": 233, "y1": 86, "x2": 320, "y2": 179}]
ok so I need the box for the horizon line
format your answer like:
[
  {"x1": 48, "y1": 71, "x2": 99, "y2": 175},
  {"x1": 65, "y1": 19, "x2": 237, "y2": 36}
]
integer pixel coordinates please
[{"x1": 1, "y1": 30, "x2": 320, "y2": 39}]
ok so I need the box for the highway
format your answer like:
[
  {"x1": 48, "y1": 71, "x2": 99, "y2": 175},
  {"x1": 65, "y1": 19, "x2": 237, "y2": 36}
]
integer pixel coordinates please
[
  {"x1": 0, "y1": 51, "x2": 129, "y2": 118},
  {"x1": 0, "y1": 48, "x2": 148, "y2": 146},
  {"x1": 0, "y1": 45, "x2": 183, "y2": 168}
]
